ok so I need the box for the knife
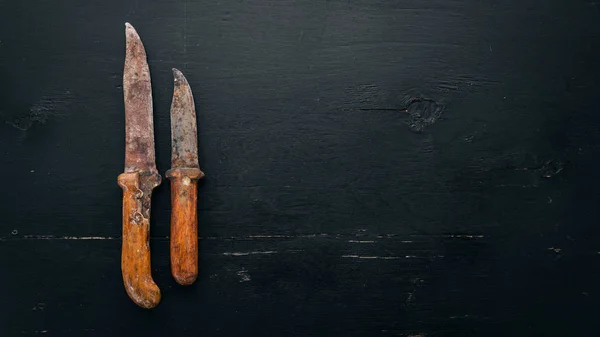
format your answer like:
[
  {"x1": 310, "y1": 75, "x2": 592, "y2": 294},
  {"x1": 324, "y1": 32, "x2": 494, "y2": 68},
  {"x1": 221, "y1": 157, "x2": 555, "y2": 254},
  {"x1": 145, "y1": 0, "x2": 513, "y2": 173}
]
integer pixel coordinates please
[
  {"x1": 166, "y1": 68, "x2": 204, "y2": 285},
  {"x1": 117, "y1": 23, "x2": 162, "y2": 308}
]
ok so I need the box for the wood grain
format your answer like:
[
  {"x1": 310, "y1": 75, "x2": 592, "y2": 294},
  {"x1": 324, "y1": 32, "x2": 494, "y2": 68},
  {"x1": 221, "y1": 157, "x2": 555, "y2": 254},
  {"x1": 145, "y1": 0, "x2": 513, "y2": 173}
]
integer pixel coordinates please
[
  {"x1": 1, "y1": 0, "x2": 600, "y2": 335},
  {"x1": 118, "y1": 172, "x2": 161, "y2": 308},
  {"x1": 166, "y1": 167, "x2": 204, "y2": 285}
]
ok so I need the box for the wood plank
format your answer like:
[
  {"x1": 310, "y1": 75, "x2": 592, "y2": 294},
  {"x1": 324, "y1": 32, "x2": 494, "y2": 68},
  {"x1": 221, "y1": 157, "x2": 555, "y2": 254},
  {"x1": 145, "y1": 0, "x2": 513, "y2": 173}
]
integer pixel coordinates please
[
  {"x1": 1, "y1": 0, "x2": 599, "y2": 335},
  {"x1": 2, "y1": 236, "x2": 598, "y2": 336}
]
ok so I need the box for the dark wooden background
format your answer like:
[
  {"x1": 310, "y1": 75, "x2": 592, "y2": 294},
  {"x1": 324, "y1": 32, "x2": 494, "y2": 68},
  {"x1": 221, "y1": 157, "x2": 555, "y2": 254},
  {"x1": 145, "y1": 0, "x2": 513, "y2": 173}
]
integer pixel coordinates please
[{"x1": 1, "y1": 0, "x2": 600, "y2": 336}]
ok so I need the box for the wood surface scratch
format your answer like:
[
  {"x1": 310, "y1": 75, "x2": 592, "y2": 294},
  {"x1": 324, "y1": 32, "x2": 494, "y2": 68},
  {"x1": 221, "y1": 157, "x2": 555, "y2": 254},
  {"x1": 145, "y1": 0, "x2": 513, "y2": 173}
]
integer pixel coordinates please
[{"x1": 223, "y1": 251, "x2": 278, "y2": 256}]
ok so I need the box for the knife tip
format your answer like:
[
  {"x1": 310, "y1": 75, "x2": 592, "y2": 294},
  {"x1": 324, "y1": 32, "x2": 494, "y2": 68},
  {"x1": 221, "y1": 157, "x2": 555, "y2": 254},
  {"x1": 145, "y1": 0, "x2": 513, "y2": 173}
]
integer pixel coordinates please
[
  {"x1": 125, "y1": 22, "x2": 144, "y2": 48},
  {"x1": 172, "y1": 68, "x2": 186, "y2": 82},
  {"x1": 125, "y1": 22, "x2": 138, "y2": 36}
]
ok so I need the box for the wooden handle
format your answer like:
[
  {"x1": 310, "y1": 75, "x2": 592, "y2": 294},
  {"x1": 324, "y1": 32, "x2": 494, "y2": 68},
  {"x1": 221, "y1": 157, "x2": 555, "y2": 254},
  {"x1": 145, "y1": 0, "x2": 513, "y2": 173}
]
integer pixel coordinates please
[
  {"x1": 118, "y1": 171, "x2": 161, "y2": 308},
  {"x1": 166, "y1": 167, "x2": 204, "y2": 285}
]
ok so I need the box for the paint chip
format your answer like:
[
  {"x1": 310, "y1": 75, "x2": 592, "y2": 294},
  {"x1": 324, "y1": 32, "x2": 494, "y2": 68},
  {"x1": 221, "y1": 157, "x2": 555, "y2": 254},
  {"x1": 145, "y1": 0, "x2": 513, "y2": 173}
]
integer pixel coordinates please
[{"x1": 236, "y1": 268, "x2": 251, "y2": 282}]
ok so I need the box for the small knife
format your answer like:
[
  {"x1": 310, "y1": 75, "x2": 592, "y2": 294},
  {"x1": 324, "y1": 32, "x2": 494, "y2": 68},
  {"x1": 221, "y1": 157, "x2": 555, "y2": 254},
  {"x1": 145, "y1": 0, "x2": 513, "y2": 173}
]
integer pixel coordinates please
[
  {"x1": 118, "y1": 23, "x2": 161, "y2": 308},
  {"x1": 166, "y1": 68, "x2": 204, "y2": 285}
]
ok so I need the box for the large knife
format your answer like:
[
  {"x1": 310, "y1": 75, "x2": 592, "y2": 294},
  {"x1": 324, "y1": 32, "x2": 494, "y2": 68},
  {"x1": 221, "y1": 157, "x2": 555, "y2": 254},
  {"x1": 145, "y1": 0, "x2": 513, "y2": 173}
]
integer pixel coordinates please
[
  {"x1": 166, "y1": 68, "x2": 204, "y2": 285},
  {"x1": 117, "y1": 23, "x2": 162, "y2": 308}
]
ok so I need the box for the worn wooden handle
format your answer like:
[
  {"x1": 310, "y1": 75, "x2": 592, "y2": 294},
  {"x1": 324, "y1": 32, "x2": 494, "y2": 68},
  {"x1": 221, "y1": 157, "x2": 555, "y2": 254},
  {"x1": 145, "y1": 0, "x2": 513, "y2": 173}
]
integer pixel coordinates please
[
  {"x1": 118, "y1": 171, "x2": 161, "y2": 308},
  {"x1": 166, "y1": 167, "x2": 204, "y2": 285}
]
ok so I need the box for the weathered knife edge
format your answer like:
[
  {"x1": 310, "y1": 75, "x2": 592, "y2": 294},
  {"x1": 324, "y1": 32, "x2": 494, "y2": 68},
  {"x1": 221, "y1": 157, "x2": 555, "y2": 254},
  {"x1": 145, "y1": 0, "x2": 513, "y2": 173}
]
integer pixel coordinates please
[
  {"x1": 165, "y1": 68, "x2": 204, "y2": 286},
  {"x1": 118, "y1": 22, "x2": 161, "y2": 308}
]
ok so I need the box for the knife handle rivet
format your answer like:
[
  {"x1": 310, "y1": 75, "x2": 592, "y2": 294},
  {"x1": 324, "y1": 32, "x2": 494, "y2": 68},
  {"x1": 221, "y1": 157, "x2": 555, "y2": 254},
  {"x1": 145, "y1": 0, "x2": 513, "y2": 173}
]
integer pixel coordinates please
[{"x1": 132, "y1": 212, "x2": 143, "y2": 224}]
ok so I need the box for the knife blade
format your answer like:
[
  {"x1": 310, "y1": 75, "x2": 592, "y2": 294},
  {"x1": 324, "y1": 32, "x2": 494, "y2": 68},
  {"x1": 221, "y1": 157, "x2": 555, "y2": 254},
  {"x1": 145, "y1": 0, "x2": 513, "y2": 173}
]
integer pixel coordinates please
[
  {"x1": 166, "y1": 68, "x2": 204, "y2": 285},
  {"x1": 117, "y1": 22, "x2": 162, "y2": 308}
]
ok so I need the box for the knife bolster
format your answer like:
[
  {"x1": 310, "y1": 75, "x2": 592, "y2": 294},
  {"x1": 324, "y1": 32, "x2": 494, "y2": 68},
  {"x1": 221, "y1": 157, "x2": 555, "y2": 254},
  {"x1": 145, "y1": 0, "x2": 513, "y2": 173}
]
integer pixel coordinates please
[{"x1": 165, "y1": 167, "x2": 204, "y2": 181}]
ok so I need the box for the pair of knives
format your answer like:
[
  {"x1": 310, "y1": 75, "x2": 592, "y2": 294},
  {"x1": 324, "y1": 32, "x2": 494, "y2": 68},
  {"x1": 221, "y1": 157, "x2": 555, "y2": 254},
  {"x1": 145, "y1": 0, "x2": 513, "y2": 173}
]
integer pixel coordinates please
[{"x1": 118, "y1": 23, "x2": 203, "y2": 309}]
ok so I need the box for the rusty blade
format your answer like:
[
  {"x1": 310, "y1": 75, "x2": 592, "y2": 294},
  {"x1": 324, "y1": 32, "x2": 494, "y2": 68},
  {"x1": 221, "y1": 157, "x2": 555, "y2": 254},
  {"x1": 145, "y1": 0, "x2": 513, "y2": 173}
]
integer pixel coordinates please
[
  {"x1": 170, "y1": 68, "x2": 199, "y2": 169},
  {"x1": 123, "y1": 23, "x2": 157, "y2": 173}
]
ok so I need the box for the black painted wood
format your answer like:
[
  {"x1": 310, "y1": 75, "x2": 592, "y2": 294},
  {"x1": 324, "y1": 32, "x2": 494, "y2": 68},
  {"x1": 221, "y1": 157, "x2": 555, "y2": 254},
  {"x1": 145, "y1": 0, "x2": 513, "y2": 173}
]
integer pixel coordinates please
[{"x1": 1, "y1": 0, "x2": 600, "y2": 336}]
